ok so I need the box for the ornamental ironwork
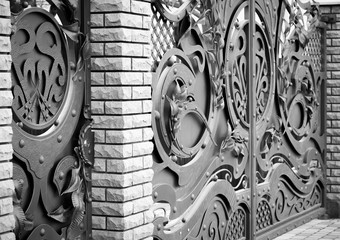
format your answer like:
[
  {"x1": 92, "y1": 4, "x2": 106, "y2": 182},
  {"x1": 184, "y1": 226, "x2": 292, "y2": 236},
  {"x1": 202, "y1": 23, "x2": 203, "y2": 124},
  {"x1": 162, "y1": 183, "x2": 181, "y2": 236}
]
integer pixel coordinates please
[
  {"x1": 10, "y1": 1, "x2": 92, "y2": 240},
  {"x1": 151, "y1": 0, "x2": 326, "y2": 239}
]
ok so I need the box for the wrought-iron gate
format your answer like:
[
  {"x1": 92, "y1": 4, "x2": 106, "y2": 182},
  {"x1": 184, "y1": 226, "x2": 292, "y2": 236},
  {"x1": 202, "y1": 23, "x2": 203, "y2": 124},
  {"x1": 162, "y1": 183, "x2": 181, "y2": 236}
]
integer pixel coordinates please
[
  {"x1": 151, "y1": 0, "x2": 326, "y2": 239},
  {"x1": 10, "y1": 1, "x2": 92, "y2": 239}
]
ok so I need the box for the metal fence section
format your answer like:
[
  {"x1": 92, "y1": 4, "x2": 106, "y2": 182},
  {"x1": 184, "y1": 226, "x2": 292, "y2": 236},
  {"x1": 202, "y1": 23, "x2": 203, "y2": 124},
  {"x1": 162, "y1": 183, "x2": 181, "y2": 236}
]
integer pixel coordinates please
[{"x1": 150, "y1": 0, "x2": 327, "y2": 239}]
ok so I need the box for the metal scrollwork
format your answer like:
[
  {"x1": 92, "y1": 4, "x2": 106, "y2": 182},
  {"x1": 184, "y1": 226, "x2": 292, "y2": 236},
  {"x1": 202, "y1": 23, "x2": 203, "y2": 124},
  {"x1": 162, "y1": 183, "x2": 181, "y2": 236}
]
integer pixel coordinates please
[
  {"x1": 225, "y1": 208, "x2": 246, "y2": 240},
  {"x1": 12, "y1": 8, "x2": 68, "y2": 134},
  {"x1": 151, "y1": 0, "x2": 326, "y2": 239},
  {"x1": 226, "y1": 2, "x2": 274, "y2": 128},
  {"x1": 11, "y1": 1, "x2": 92, "y2": 240}
]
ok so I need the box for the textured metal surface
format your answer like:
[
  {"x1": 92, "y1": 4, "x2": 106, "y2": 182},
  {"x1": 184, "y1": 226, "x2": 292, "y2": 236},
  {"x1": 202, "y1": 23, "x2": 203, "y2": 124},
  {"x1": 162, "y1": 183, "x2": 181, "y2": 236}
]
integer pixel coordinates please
[
  {"x1": 151, "y1": 0, "x2": 326, "y2": 239},
  {"x1": 11, "y1": 1, "x2": 93, "y2": 240}
]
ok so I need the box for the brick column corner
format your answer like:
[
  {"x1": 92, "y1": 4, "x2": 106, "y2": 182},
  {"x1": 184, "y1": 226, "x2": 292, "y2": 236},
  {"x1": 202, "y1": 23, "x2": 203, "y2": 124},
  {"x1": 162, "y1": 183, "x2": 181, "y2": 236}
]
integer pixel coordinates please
[{"x1": 90, "y1": 0, "x2": 154, "y2": 239}]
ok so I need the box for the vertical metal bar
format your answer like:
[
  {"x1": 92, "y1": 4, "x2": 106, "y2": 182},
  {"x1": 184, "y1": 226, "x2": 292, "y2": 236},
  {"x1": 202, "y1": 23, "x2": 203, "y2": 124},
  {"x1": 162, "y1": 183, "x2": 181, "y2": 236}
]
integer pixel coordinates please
[
  {"x1": 81, "y1": 0, "x2": 91, "y2": 119},
  {"x1": 80, "y1": 2, "x2": 92, "y2": 240},
  {"x1": 248, "y1": 0, "x2": 257, "y2": 239}
]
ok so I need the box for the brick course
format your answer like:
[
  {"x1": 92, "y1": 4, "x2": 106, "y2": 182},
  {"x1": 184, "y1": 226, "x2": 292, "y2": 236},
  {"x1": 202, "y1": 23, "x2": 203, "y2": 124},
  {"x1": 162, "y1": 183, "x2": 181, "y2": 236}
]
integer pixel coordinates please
[
  {"x1": 90, "y1": 0, "x2": 154, "y2": 238},
  {"x1": 0, "y1": 1, "x2": 13, "y2": 239}
]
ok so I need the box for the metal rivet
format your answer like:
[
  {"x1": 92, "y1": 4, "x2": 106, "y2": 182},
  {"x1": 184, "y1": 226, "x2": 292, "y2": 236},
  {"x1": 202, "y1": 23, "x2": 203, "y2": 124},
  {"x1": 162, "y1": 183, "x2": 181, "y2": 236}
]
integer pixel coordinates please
[
  {"x1": 191, "y1": 194, "x2": 195, "y2": 200},
  {"x1": 167, "y1": 58, "x2": 175, "y2": 67},
  {"x1": 157, "y1": 224, "x2": 162, "y2": 231},
  {"x1": 71, "y1": 109, "x2": 77, "y2": 117},
  {"x1": 57, "y1": 135, "x2": 62, "y2": 143},
  {"x1": 39, "y1": 156, "x2": 44, "y2": 164},
  {"x1": 59, "y1": 172, "x2": 64, "y2": 180},
  {"x1": 70, "y1": 62, "x2": 76, "y2": 70},
  {"x1": 153, "y1": 192, "x2": 158, "y2": 198},
  {"x1": 154, "y1": 111, "x2": 160, "y2": 120},
  {"x1": 18, "y1": 122, "x2": 23, "y2": 128},
  {"x1": 206, "y1": 172, "x2": 210, "y2": 177},
  {"x1": 182, "y1": 218, "x2": 186, "y2": 223},
  {"x1": 19, "y1": 140, "x2": 25, "y2": 148},
  {"x1": 173, "y1": 68, "x2": 178, "y2": 75},
  {"x1": 189, "y1": 79, "x2": 193, "y2": 85},
  {"x1": 22, "y1": 1, "x2": 28, "y2": 8},
  {"x1": 40, "y1": 228, "x2": 45, "y2": 236},
  {"x1": 203, "y1": 225, "x2": 206, "y2": 231},
  {"x1": 173, "y1": 207, "x2": 177, "y2": 213},
  {"x1": 55, "y1": 120, "x2": 60, "y2": 126},
  {"x1": 170, "y1": 155, "x2": 177, "y2": 162}
]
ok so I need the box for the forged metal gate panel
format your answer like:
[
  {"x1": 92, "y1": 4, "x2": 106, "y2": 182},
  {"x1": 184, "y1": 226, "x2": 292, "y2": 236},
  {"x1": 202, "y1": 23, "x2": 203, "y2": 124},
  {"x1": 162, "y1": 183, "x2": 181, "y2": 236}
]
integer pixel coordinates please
[
  {"x1": 10, "y1": 1, "x2": 92, "y2": 240},
  {"x1": 151, "y1": 0, "x2": 326, "y2": 239}
]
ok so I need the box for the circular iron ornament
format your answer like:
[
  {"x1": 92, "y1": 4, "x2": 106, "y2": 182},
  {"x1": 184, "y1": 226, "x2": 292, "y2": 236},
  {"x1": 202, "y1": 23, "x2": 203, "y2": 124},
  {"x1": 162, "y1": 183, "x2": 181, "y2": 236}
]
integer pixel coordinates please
[
  {"x1": 152, "y1": 48, "x2": 214, "y2": 166},
  {"x1": 277, "y1": 58, "x2": 319, "y2": 153},
  {"x1": 11, "y1": 8, "x2": 69, "y2": 134},
  {"x1": 225, "y1": 4, "x2": 274, "y2": 129}
]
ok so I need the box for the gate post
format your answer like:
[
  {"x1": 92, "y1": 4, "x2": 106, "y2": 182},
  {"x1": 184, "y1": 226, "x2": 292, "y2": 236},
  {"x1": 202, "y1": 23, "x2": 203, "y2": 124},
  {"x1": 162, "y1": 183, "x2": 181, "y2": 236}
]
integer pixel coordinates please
[
  {"x1": 0, "y1": 0, "x2": 14, "y2": 239},
  {"x1": 90, "y1": 0, "x2": 154, "y2": 239},
  {"x1": 320, "y1": 2, "x2": 340, "y2": 219}
]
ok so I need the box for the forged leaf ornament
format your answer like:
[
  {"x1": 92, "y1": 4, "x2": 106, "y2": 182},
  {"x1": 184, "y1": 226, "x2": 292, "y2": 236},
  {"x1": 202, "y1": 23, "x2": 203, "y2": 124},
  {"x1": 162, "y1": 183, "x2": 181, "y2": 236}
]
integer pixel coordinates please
[
  {"x1": 53, "y1": 156, "x2": 77, "y2": 195},
  {"x1": 48, "y1": 205, "x2": 73, "y2": 223},
  {"x1": 67, "y1": 182, "x2": 85, "y2": 240},
  {"x1": 62, "y1": 165, "x2": 81, "y2": 195},
  {"x1": 73, "y1": 34, "x2": 91, "y2": 81}
]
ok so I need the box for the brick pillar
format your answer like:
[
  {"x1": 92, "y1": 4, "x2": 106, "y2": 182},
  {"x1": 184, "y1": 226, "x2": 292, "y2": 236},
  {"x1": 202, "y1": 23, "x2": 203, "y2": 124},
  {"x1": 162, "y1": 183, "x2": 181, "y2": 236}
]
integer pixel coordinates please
[
  {"x1": 90, "y1": 0, "x2": 154, "y2": 239},
  {"x1": 0, "y1": 0, "x2": 15, "y2": 239},
  {"x1": 321, "y1": 4, "x2": 340, "y2": 218}
]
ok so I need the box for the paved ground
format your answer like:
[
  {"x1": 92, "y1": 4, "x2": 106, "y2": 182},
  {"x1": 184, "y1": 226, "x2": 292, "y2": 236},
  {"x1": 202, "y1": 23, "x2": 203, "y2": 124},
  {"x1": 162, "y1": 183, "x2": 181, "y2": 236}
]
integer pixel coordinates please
[{"x1": 274, "y1": 219, "x2": 340, "y2": 240}]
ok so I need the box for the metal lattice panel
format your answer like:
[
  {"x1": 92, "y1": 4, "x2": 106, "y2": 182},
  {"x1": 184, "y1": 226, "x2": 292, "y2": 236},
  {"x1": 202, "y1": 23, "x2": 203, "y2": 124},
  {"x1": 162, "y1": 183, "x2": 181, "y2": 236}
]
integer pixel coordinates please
[
  {"x1": 151, "y1": 4, "x2": 176, "y2": 67},
  {"x1": 303, "y1": 30, "x2": 323, "y2": 72},
  {"x1": 226, "y1": 209, "x2": 246, "y2": 240},
  {"x1": 256, "y1": 200, "x2": 272, "y2": 231}
]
